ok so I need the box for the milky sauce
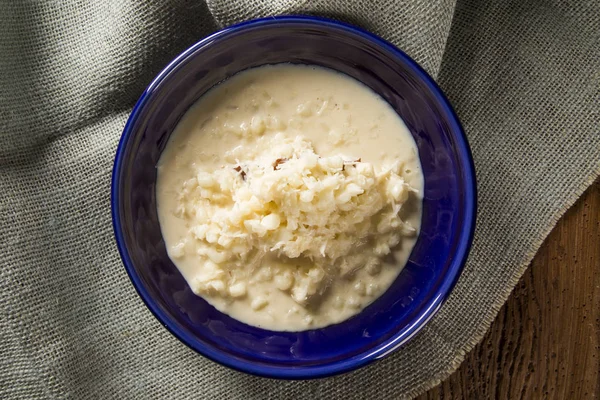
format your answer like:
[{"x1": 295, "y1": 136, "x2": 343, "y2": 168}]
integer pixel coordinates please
[{"x1": 156, "y1": 64, "x2": 423, "y2": 331}]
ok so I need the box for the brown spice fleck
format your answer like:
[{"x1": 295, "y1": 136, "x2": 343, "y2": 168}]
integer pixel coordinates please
[
  {"x1": 273, "y1": 158, "x2": 288, "y2": 170},
  {"x1": 342, "y1": 158, "x2": 362, "y2": 171},
  {"x1": 234, "y1": 166, "x2": 246, "y2": 181}
]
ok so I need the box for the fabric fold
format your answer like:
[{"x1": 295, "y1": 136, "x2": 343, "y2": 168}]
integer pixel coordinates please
[{"x1": 206, "y1": 0, "x2": 458, "y2": 77}]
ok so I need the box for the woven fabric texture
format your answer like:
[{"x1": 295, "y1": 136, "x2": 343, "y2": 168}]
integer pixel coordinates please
[{"x1": 1, "y1": 1, "x2": 599, "y2": 398}]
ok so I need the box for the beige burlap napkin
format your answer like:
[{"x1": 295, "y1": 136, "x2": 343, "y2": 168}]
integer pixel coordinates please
[{"x1": 1, "y1": 1, "x2": 598, "y2": 398}]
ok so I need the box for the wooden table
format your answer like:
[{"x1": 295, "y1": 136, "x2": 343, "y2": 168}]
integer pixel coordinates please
[{"x1": 419, "y1": 180, "x2": 600, "y2": 399}]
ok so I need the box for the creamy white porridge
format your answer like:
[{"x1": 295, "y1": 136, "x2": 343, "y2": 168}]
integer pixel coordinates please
[{"x1": 156, "y1": 64, "x2": 423, "y2": 331}]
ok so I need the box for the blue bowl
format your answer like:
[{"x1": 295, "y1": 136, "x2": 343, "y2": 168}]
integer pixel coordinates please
[{"x1": 111, "y1": 16, "x2": 476, "y2": 379}]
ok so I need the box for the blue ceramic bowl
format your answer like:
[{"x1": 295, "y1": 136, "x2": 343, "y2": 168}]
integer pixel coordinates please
[{"x1": 111, "y1": 16, "x2": 476, "y2": 379}]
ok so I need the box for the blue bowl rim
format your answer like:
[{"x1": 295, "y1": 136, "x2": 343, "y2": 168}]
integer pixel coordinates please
[{"x1": 111, "y1": 15, "x2": 477, "y2": 380}]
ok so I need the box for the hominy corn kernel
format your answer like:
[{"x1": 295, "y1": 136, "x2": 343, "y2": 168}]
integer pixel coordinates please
[
  {"x1": 251, "y1": 296, "x2": 268, "y2": 310},
  {"x1": 170, "y1": 242, "x2": 186, "y2": 259},
  {"x1": 228, "y1": 282, "x2": 247, "y2": 298},
  {"x1": 250, "y1": 116, "x2": 266, "y2": 135},
  {"x1": 274, "y1": 271, "x2": 294, "y2": 291}
]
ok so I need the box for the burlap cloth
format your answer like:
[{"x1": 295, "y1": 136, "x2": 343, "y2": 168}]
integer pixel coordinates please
[{"x1": 1, "y1": 1, "x2": 599, "y2": 398}]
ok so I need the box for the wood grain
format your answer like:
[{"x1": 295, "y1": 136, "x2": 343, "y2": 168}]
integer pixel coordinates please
[{"x1": 419, "y1": 179, "x2": 600, "y2": 399}]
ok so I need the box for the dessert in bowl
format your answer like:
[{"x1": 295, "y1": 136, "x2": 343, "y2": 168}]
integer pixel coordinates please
[{"x1": 111, "y1": 16, "x2": 476, "y2": 378}]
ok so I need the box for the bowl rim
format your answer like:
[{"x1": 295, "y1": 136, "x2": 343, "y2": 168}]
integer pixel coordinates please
[{"x1": 111, "y1": 15, "x2": 477, "y2": 380}]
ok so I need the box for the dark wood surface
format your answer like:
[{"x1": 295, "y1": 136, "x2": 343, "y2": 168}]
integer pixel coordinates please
[{"x1": 419, "y1": 180, "x2": 600, "y2": 399}]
